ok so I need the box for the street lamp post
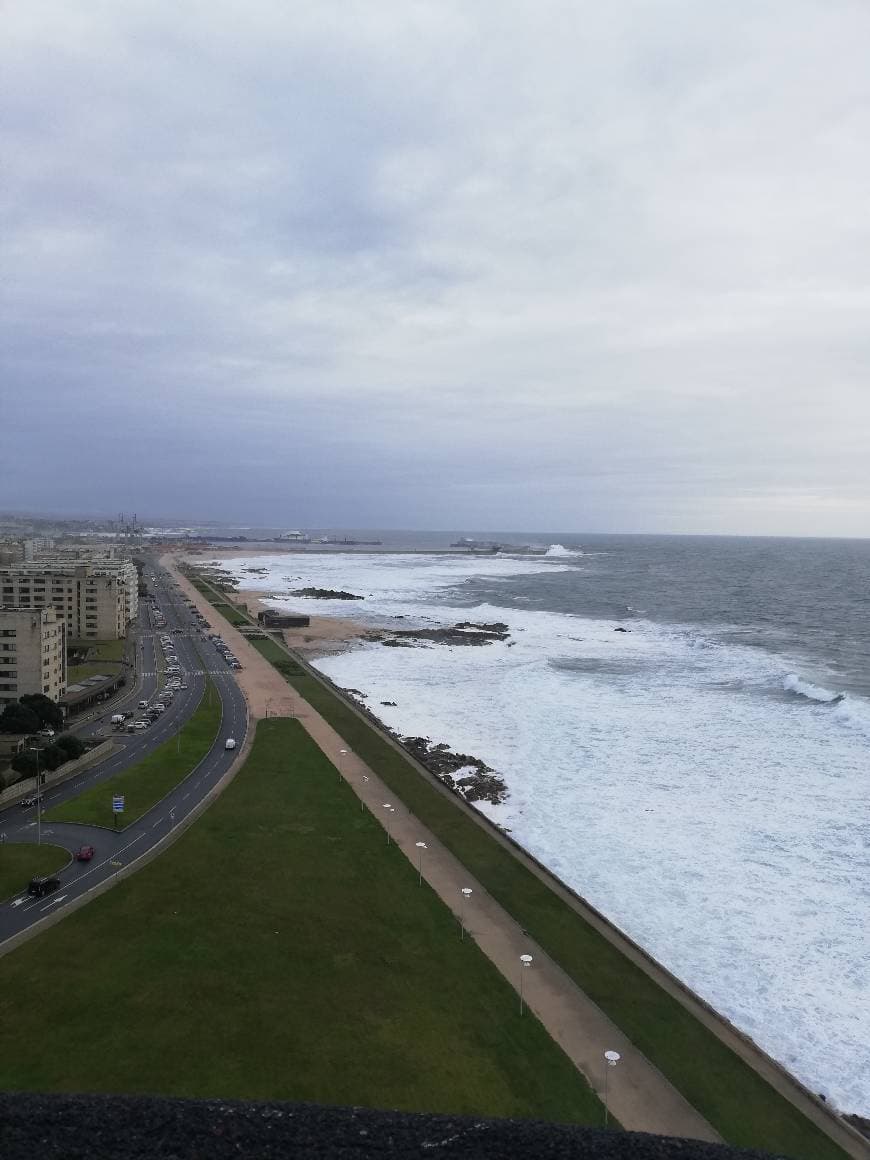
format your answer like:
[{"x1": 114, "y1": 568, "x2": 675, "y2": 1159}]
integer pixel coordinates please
[
  {"x1": 382, "y1": 804, "x2": 394, "y2": 844},
  {"x1": 415, "y1": 841, "x2": 427, "y2": 884},
  {"x1": 519, "y1": 954, "x2": 533, "y2": 1014},
  {"x1": 603, "y1": 1050, "x2": 621, "y2": 1127},
  {"x1": 360, "y1": 773, "x2": 368, "y2": 810},
  {"x1": 28, "y1": 746, "x2": 42, "y2": 846},
  {"x1": 459, "y1": 887, "x2": 473, "y2": 939},
  {"x1": 338, "y1": 748, "x2": 348, "y2": 782}
]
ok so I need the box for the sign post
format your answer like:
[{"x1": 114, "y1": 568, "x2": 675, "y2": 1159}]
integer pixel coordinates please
[{"x1": 112, "y1": 794, "x2": 125, "y2": 829}]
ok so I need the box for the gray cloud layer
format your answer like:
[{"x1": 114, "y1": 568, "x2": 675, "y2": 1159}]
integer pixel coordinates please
[{"x1": 3, "y1": 1, "x2": 869, "y2": 533}]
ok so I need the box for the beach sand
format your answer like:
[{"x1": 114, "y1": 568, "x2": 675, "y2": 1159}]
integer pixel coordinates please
[{"x1": 233, "y1": 587, "x2": 370, "y2": 659}]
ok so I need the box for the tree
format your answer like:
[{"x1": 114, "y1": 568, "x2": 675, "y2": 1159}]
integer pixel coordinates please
[
  {"x1": 18, "y1": 694, "x2": 64, "y2": 732},
  {"x1": 56, "y1": 734, "x2": 86, "y2": 760},
  {"x1": 10, "y1": 751, "x2": 38, "y2": 777},
  {"x1": 40, "y1": 744, "x2": 65, "y2": 772},
  {"x1": 0, "y1": 703, "x2": 41, "y2": 735}
]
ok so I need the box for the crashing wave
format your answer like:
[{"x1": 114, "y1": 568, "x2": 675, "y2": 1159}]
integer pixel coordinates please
[
  {"x1": 783, "y1": 674, "x2": 844, "y2": 704},
  {"x1": 545, "y1": 544, "x2": 582, "y2": 557}
]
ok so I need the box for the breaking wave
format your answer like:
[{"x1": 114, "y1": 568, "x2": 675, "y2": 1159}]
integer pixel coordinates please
[
  {"x1": 783, "y1": 673, "x2": 844, "y2": 703},
  {"x1": 545, "y1": 543, "x2": 582, "y2": 557}
]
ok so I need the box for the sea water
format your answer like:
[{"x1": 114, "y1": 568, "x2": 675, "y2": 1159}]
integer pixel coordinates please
[{"x1": 215, "y1": 535, "x2": 870, "y2": 1115}]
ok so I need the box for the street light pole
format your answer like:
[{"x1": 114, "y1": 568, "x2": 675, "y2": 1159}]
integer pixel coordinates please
[
  {"x1": 460, "y1": 887, "x2": 472, "y2": 939},
  {"x1": 28, "y1": 746, "x2": 42, "y2": 846},
  {"x1": 415, "y1": 841, "x2": 427, "y2": 884},
  {"x1": 382, "y1": 804, "x2": 394, "y2": 844},
  {"x1": 360, "y1": 773, "x2": 368, "y2": 810},
  {"x1": 519, "y1": 954, "x2": 533, "y2": 1014},
  {"x1": 603, "y1": 1050, "x2": 621, "y2": 1127},
  {"x1": 338, "y1": 748, "x2": 348, "y2": 782}
]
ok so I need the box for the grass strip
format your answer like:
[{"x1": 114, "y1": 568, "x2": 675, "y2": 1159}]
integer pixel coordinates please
[
  {"x1": 45, "y1": 680, "x2": 221, "y2": 828},
  {"x1": 243, "y1": 635, "x2": 846, "y2": 1160},
  {"x1": 211, "y1": 601, "x2": 249, "y2": 626},
  {"x1": 0, "y1": 720, "x2": 605, "y2": 1124},
  {"x1": 0, "y1": 845, "x2": 69, "y2": 903}
]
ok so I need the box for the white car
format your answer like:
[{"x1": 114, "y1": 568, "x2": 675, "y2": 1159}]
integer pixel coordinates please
[{"x1": 224, "y1": 738, "x2": 236, "y2": 750}]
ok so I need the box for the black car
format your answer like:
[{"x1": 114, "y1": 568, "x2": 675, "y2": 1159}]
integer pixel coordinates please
[{"x1": 28, "y1": 875, "x2": 61, "y2": 898}]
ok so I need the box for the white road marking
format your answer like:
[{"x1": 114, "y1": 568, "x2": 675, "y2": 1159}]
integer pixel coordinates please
[
  {"x1": 10, "y1": 898, "x2": 25, "y2": 908},
  {"x1": 41, "y1": 894, "x2": 67, "y2": 910}
]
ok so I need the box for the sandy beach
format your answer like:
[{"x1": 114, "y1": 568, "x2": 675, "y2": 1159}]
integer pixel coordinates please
[{"x1": 233, "y1": 586, "x2": 370, "y2": 659}]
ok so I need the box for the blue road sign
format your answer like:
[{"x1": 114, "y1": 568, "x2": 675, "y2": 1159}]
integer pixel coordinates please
[{"x1": 112, "y1": 795, "x2": 125, "y2": 813}]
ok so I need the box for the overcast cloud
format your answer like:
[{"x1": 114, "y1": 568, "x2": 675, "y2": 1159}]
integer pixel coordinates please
[{"x1": 3, "y1": 0, "x2": 869, "y2": 534}]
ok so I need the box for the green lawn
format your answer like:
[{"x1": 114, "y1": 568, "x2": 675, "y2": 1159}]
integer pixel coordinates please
[
  {"x1": 67, "y1": 638, "x2": 128, "y2": 684},
  {"x1": 239, "y1": 637, "x2": 847, "y2": 1160},
  {"x1": 0, "y1": 720, "x2": 604, "y2": 1124},
  {"x1": 45, "y1": 680, "x2": 221, "y2": 828},
  {"x1": 0, "y1": 845, "x2": 69, "y2": 903},
  {"x1": 211, "y1": 601, "x2": 249, "y2": 626}
]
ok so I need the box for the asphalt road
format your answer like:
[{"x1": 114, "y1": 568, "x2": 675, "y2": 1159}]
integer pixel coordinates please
[{"x1": 0, "y1": 564, "x2": 248, "y2": 947}]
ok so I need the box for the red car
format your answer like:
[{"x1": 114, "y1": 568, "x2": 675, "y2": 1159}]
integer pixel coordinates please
[{"x1": 75, "y1": 845, "x2": 95, "y2": 862}]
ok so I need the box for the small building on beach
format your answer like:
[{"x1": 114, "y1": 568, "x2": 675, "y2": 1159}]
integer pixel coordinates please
[{"x1": 257, "y1": 609, "x2": 310, "y2": 628}]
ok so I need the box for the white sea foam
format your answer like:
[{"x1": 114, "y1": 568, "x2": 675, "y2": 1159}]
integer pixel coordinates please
[
  {"x1": 783, "y1": 672, "x2": 842, "y2": 702},
  {"x1": 544, "y1": 543, "x2": 581, "y2": 556},
  {"x1": 218, "y1": 551, "x2": 870, "y2": 1114}
]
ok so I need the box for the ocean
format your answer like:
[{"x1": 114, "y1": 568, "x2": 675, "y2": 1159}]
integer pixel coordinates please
[{"x1": 210, "y1": 533, "x2": 870, "y2": 1115}]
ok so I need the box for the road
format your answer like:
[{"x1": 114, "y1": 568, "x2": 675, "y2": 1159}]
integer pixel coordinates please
[{"x1": 0, "y1": 564, "x2": 247, "y2": 947}]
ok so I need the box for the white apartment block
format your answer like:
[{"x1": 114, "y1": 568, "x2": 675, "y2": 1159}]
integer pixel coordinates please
[
  {"x1": 0, "y1": 606, "x2": 66, "y2": 706},
  {"x1": 22, "y1": 537, "x2": 56, "y2": 560},
  {"x1": 0, "y1": 562, "x2": 138, "y2": 640}
]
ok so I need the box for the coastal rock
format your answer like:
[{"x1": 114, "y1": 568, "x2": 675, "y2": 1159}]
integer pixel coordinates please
[
  {"x1": 290, "y1": 587, "x2": 364, "y2": 600},
  {"x1": 613, "y1": 626, "x2": 630, "y2": 633},
  {"x1": 380, "y1": 621, "x2": 511, "y2": 648},
  {"x1": 400, "y1": 735, "x2": 508, "y2": 805}
]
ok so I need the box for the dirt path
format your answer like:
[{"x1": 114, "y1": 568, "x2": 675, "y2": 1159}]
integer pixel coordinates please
[{"x1": 165, "y1": 556, "x2": 719, "y2": 1140}]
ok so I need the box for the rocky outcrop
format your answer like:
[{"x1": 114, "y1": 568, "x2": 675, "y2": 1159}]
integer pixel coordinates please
[
  {"x1": 400, "y1": 736, "x2": 508, "y2": 805},
  {"x1": 371, "y1": 621, "x2": 510, "y2": 648},
  {"x1": 290, "y1": 587, "x2": 364, "y2": 600}
]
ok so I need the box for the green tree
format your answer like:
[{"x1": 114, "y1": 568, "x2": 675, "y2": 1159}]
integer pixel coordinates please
[
  {"x1": 0, "y1": 703, "x2": 41, "y2": 735},
  {"x1": 18, "y1": 694, "x2": 64, "y2": 732},
  {"x1": 10, "y1": 751, "x2": 38, "y2": 776},
  {"x1": 55, "y1": 734, "x2": 86, "y2": 760},
  {"x1": 40, "y1": 744, "x2": 66, "y2": 772}
]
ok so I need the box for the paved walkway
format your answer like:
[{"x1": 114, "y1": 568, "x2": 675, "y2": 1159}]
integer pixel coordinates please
[{"x1": 166, "y1": 558, "x2": 720, "y2": 1140}]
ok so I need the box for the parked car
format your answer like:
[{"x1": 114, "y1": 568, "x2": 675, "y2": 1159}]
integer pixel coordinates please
[
  {"x1": 37, "y1": 728, "x2": 55, "y2": 739},
  {"x1": 28, "y1": 875, "x2": 60, "y2": 898},
  {"x1": 138, "y1": 700, "x2": 148, "y2": 709},
  {"x1": 179, "y1": 683, "x2": 188, "y2": 690},
  {"x1": 75, "y1": 845, "x2": 95, "y2": 862}
]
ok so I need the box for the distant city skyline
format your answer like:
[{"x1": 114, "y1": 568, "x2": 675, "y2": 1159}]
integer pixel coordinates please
[{"x1": 3, "y1": 2, "x2": 869, "y2": 537}]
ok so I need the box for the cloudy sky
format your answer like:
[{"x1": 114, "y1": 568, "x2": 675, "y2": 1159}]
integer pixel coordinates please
[{"x1": 3, "y1": 1, "x2": 869, "y2": 535}]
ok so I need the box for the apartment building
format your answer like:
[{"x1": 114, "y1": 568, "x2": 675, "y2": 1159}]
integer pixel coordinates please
[
  {"x1": 0, "y1": 562, "x2": 138, "y2": 640},
  {"x1": 0, "y1": 606, "x2": 66, "y2": 706}
]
